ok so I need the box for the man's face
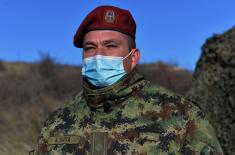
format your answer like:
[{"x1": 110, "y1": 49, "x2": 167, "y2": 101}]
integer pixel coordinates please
[{"x1": 82, "y1": 30, "x2": 139, "y2": 73}]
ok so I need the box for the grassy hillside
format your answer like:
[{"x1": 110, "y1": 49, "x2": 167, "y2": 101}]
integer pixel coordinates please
[{"x1": 0, "y1": 58, "x2": 192, "y2": 155}]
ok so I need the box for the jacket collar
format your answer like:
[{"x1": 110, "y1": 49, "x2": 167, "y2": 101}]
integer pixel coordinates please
[{"x1": 82, "y1": 69, "x2": 148, "y2": 112}]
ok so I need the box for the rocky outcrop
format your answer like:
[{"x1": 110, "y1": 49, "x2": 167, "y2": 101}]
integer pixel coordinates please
[{"x1": 187, "y1": 27, "x2": 235, "y2": 154}]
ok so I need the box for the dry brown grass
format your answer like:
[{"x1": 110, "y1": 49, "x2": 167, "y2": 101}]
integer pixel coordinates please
[{"x1": 137, "y1": 62, "x2": 192, "y2": 95}]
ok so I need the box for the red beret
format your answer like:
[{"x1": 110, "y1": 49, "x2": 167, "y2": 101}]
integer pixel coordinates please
[{"x1": 73, "y1": 5, "x2": 136, "y2": 48}]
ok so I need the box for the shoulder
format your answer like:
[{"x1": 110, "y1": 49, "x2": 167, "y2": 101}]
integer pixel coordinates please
[
  {"x1": 39, "y1": 91, "x2": 89, "y2": 139},
  {"x1": 136, "y1": 82, "x2": 205, "y2": 121}
]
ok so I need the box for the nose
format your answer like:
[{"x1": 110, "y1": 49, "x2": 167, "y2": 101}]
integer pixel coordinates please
[{"x1": 95, "y1": 46, "x2": 106, "y2": 56}]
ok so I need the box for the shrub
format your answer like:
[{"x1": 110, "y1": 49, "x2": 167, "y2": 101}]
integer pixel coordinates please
[
  {"x1": 37, "y1": 53, "x2": 57, "y2": 80},
  {"x1": 0, "y1": 61, "x2": 6, "y2": 72}
]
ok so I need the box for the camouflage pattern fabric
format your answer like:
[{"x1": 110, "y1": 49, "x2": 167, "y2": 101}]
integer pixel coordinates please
[{"x1": 31, "y1": 69, "x2": 223, "y2": 155}]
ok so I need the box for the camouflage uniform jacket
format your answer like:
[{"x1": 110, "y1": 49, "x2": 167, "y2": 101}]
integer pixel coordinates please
[{"x1": 32, "y1": 70, "x2": 223, "y2": 155}]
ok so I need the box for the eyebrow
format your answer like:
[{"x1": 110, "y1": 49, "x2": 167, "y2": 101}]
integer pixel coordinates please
[
  {"x1": 102, "y1": 39, "x2": 120, "y2": 45},
  {"x1": 83, "y1": 39, "x2": 121, "y2": 47},
  {"x1": 83, "y1": 41, "x2": 96, "y2": 47}
]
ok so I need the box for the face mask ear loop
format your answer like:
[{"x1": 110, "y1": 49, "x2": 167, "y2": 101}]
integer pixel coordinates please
[{"x1": 122, "y1": 49, "x2": 134, "y2": 60}]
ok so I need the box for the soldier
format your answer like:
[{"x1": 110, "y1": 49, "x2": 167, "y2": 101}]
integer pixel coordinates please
[{"x1": 31, "y1": 5, "x2": 223, "y2": 155}]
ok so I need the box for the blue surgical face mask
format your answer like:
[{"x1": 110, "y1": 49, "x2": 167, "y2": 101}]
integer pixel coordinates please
[{"x1": 82, "y1": 50, "x2": 133, "y2": 87}]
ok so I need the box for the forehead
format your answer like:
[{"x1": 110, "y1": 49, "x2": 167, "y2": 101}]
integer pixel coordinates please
[{"x1": 83, "y1": 30, "x2": 128, "y2": 43}]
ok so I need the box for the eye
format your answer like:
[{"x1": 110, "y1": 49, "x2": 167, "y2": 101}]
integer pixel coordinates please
[
  {"x1": 107, "y1": 44, "x2": 118, "y2": 48},
  {"x1": 84, "y1": 46, "x2": 95, "y2": 52}
]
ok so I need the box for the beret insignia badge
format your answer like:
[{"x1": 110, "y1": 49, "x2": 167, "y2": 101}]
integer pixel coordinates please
[{"x1": 104, "y1": 10, "x2": 116, "y2": 23}]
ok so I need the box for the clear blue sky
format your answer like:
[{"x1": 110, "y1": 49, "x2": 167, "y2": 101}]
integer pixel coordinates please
[{"x1": 1, "y1": 0, "x2": 234, "y2": 70}]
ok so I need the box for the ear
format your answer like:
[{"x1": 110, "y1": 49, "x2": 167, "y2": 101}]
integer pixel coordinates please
[{"x1": 131, "y1": 48, "x2": 140, "y2": 69}]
